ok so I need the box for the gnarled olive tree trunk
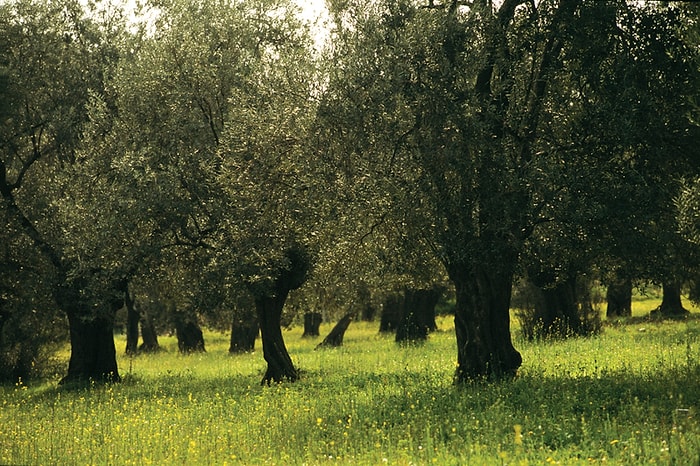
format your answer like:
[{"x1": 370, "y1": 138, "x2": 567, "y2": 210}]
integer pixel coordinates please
[
  {"x1": 450, "y1": 264, "x2": 521, "y2": 382},
  {"x1": 529, "y1": 274, "x2": 582, "y2": 339},
  {"x1": 229, "y1": 315, "x2": 258, "y2": 353},
  {"x1": 302, "y1": 312, "x2": 322, "y2": 337},
  {"x1": 173, "y1": 307, "x2": 206, "y2": 354},
  {"x1": 251, "y1": 245, "x2": 310, "y2": 385},
  {"x1": 379, "y1": 293, "x2": 403, "y2": 333},
  {"x1": 654, "y1": 280, "x2": 689, "y2": 317},
  {"x1": 256, "y1": 292, "x2": 297, "y2": 383},
  {"x1": 3, "y1": 169, "x2": 125, "y2": 384},
  {"x1": 316, "y1": 312, "x2": 354, "y2": 349},
  {"x1": 395, "y1": 288, "x2": 440, "y2": 344},
  {"x1": 606, "y1": 277, "x2": 632, "y2": 318},
  {"x1": 124, "y1": 286, "x2": 139, "y2": 355},
  {"x1": 56, "y1": 279, "x2": 124, "y2": 384},
  {"x1": 139, "y1": 309, "x2": 160, "y2": 353}
]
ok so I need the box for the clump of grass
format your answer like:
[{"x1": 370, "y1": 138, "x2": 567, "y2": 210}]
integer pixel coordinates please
[{"x1": 1, "y1": 311, "x2": 699, "y2": 465}]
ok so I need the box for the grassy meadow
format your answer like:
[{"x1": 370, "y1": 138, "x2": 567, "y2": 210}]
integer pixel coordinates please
[{"x1": 2, "y1": 294, "x2": 700, "y2": 465}]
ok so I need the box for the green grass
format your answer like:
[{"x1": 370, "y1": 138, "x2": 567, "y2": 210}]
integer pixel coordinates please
[{"x1": 2, "y1": 301, "x2": 700, "y2": 465}]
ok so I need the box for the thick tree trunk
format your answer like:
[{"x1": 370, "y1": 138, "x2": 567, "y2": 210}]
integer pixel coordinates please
[
  {"x1": 316, "y1": 312, "x2": 354, "y2": 349},
  {"x1": 0, "y1": 302, "x2": 35, "y2": 382},
  {"x1": 302, "y1": 312, "x2": 322, "y2": 337},
  {"x1": 63, "y1": 310, "x2": 120, "y2": 384},
  {"x1": 654, "y1": 281, "x2": 689, "y2": 317},
  {"x1": 124, "y1": 287, "x2": 139, "y2": 355},
  {"x1": 139, "y1": 310, "x2": 160, "y2": 353},
  {"x1": 229, "y1": 315, "x2": 258, "y2": 353},
  {"x1": 379, "y1": 293, "x2": 403, "y2": 333},
  {"x1": 256, "y1": 293, "x2": 298, "y2": 384},
  {"x1": 606, "y1": 277, "x2": 632, "y2": 318},
  {"x1": 57, "y1": 281, "x2": 123, "y2": 384},
  {"x1": 450, "y1": 265, "x2": 521, "y2": 382},
  {"x1": 176, "y1": 323, "x2": 205, "y2": 353},
  {"x1": 2, "y1": 174, "x2": 123, "y2": 383},
  {"x1": 395, "y1": 288, "x2": 440, "y2": 343},
  {"x1": 530, "y1": 275, "x2": 583, "y2": 339},
  {"x1": 174, "y1": 309, "x2": 206, "y2": 353}
]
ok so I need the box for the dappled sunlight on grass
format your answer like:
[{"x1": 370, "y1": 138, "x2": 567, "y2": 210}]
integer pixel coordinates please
[{"x1": 2, "y1": 314, "x2": 699, "y2": 464}]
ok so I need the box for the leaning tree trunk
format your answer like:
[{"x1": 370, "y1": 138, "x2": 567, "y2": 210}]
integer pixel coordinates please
[
  {"x1": 316, "y1": 312, "x2": 354, "y2": 349},
  {"x1": 655, "y1": 280, "x2": 689, "y2": 317},
  {"x1": 252, "y1": 245, "x2": 310, "y2": 385},
  {"x1": 395, "y1": 288, "x2": 440, "y2": 344},
  {"x1": 302, "y1": 312, "x2": 322, "y2": 337},
  {"x1": 606, "y1": 277, "x2": 632, "y2": 318},
  {"x1": 450, "y1": 265, "x2": 521, "y2": 382},
  {"x1": 56, "y1": 281, "x2": 123, "y2": 384},
  {"x1": 256, "y1": 292, "x2": 298, "y2": 383},
  {"x1": 229, "y1": 315, "x2": 259, "y2": 353},
  {"x1": 124, "y1": 286, "x2": 139, "y2": 355}
]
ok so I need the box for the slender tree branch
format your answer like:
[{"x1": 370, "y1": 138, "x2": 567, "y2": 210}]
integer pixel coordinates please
[
  {"x1": 0, "y1": 160, "x2": 63, "y2": 270},
  {"x1": 359, "y1": 212, "x2": 388, "y2": 245}
]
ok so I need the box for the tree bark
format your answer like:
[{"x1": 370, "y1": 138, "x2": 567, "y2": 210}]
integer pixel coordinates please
[
  {"x1": 139, "y1": 309, "x2": 160, "y2": 353},
  {"x1": 57, "y1": 280, "x2": 123, "y2": 384},
  {"x1": 174, "y1": 308, "x2": 206, "y2": 353},
  {"x1": 229, "y1": 315, "x2": 258, "y2": 353},
  {"x1": 357, "y1": 283, "x2": 376, "y2": 321},
  {"x1": 443, "y1": 0, "x2": 574, "y2": 381},
  {"x1": 606, "y1": 277, "x2": 632, "y2": 318},
  {"x1": 0, "y1": 300, "x2": 36, "y2": 382},
  {"x1": 302, "y1": 312, "x2": 322, "y2": 337},
  {"x1": 396, "y1": 288, "x2": 440, "y2": 343},
  {"x1": 379, "y1": 293, "x2": 403, "y2": 333},
  {"x1": 654, "y1": 280, "x2": 689, "y2": 317},
  {"x1": 252, "y1": 245, "x2": 310, "y2": 384},
  {"x1": 529, "y1": 274, "x2": 583, "y2": 339},
  {"x1": 3, "y1": 170, "x2": 123, "y2": 383},
  {"x1": 450, "y1": 265, "x2": 521, "y2": 382},
  {"x1": 316, "y1": 312, "x2": 354, "y2": 349},
  {"x1": 256, "y1": 293, "x2": 298, "y2": 383},
  {"x1": 124, "y1": 286, "x2": 139, "y2": 355}
]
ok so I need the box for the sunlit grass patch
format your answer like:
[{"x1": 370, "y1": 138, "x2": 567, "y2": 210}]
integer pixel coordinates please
[{"x1": 2, "y1": 314, "x2": 699, "y2": 464}]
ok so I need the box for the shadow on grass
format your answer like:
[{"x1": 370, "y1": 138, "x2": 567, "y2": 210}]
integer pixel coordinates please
[
  {"x1": 278, "y1": 362, "x2": 700, "y2": 460},
  {"x1": 4, "y1": 345, "x2": 699, "y2": 464},
  {"x1": 606, "y1": 311, "x2": 700, "y2": 327}
]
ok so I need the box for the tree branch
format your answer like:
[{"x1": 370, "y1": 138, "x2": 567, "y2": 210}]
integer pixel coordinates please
[
  {"x1": 0, "y1": 160, "x2": 63, "y2": 270},
  {"x1": 359, "y1": 212, "x2": 388, "y2": 245},
  {"x1": 474, "y1": 0, "x2": 529, "y2": 100},
  {"x1": 518, "y1": 0, "x2": 578, "y2": 162}
]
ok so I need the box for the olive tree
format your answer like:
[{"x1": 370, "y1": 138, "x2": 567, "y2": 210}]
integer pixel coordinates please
[
  {"x1": 214, "y1": 17, "x2": 321, "y2": 382},
  {"x1": 89, "y1": 0, "x2": 321, "y2": 384},
  {"x1": 319, "y1": 0, "x2": 583, "y2": 381},
  {"x1": 0, "y1": 0, "x2": 130, "y2": 383},
  {"x1": 319, "y1": 0, "x2": 699, "y2": 380}
]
